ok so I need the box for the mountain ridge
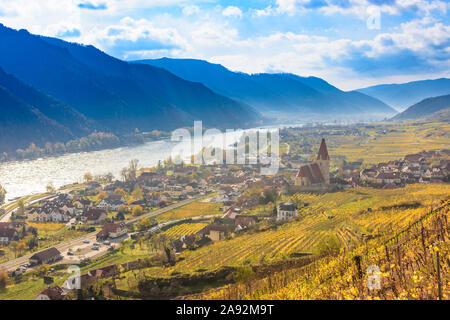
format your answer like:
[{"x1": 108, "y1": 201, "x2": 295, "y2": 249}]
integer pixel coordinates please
[
  {"x1": 133, "y1": 57, "x2": 397, "y2": 118},
  {"x1": 358, "y1": 78, "x2": 450, "y2": 111},
  {"x1": 392, "y1": 94, "x2": 450, "y2": 121}
]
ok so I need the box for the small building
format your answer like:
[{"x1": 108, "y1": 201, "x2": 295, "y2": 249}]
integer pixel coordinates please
[
  {"x1": 29, "y1": 247, "x2": 62, "y2": 266},
  {"x1": 97, "y1": 195, "x2": 126, "y2": 211},
  {"x1": 36, "y1": 286, "x2": 65, "y2": 300},
  {"x1": 0, "y1": 228, "x2": 18, "y2": 244},
  {"x1": 81, "y1": 208, "x2": 107, "y2": 224},
  {"x1": 96, "y1": 222, "x2": 127, "y2": 240},
  {"x1": 277, "y1": 201, "x2": 297, "y2": 221},
  {"x1": 234, "y1": 215, "x2": 257, "y2": 229}
]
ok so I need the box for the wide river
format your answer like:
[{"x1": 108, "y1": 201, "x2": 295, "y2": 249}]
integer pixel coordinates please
[{"x1": 0, "y1": 125, "x2": 287, "y2": 201}]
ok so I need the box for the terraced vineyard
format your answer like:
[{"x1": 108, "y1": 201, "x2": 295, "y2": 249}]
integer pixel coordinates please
[
  {"x1": 127, "y1": 184, "x2": 450, "y2": 278},
  {"x1": 155, "y1": 201, "x2": 222, "y2": 223},
  {"x1": 197, "y1": 197, "x2": 449, "y2": 300},
  {"x1": 162, "y1": 222, "x2": 208, "y2": 239},
  {"x1": 330, "y1": 122, "x2": 450, "y2": 164}
]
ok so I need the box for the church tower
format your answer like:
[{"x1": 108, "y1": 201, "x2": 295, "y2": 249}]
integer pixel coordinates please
[{"x1": 315, "y1": 138, "x2": 330, "y2": 185}]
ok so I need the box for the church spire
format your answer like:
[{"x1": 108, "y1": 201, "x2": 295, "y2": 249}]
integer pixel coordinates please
[{"x1": 316, "y1": 138, "x2": 329, "y2": 160}]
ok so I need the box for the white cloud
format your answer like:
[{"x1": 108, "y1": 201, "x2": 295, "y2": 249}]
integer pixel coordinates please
[
  {"x1": 222, "y1": 6, "x2": 242, "y2": 18},
  {"x1": 0, "y1": 0, "x2": 448, "y2": 90},
  {"x1": 182, "y1": 5, "x2": 200, "y2": 16}
]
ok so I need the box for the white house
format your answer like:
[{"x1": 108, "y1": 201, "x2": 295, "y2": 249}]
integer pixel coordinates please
[{"x1": 277, "y1": 201, "x2": 297, "y2": 221}]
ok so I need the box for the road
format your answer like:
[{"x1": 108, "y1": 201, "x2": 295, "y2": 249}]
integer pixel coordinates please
[{"x1": 0, "y1": 195, "x2": 203, "y2": 272}]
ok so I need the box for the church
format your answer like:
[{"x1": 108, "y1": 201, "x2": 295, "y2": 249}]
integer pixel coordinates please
[{"x1": 294, "y1": 138, "x2": 330, "y2": 187}]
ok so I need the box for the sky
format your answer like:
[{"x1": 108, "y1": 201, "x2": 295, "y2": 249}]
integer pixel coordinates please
[{"x1": 0, "y1": 0, "x2": 449, "y2": 90}]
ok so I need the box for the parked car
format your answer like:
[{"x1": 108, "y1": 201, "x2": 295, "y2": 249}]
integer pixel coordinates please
[
  {"x1": 91, "y1": 245, "x2": 99, "y2": 251},
  {"x1": 83, "y1": 240, "x2": 90, "y2": 244},
  {"x1": 67, "y1": 251, "x2": 74, "y2": 256},
  {"x1": 103, "y1": 240, "x2": 110, "y2": 245}
]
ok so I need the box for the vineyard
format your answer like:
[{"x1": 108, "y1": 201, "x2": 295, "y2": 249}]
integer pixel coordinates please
[
  {"x1": 161, "y1": 222, "x2": 208, "y2": 239},
  {"x1": 122, "y1": 184, "x2": 450, "y2": 280},
  {"x1": 155, "y1": 201, "x2": 222, "y2": 223},
  {"x1": 195, "y1": 197, "x2": 449, "y2": 300}
]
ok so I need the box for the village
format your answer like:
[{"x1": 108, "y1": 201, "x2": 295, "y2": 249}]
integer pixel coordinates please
[{"x1": 0, "y1": 137, "x2": 449, "y2": 299}]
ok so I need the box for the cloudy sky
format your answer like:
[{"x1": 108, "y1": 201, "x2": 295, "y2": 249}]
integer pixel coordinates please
[{"x1": 0, "y1": 0, "x2": 449, "y2": 90}]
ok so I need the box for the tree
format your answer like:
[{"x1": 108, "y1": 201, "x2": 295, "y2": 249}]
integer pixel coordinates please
[
  {"x1": 46, "y1": 182, "x2": 55, "y2": 194},
  {"x1": 95, "y1": 191, "x2": 108, "y2": 203},
  {"x1": 104, "y1": 173, "x2": 114, "y2": 183},
  {"x1": 27, "y1": 237, "x2": 39, "y2": 251},
  {"x1": 0, "y1": 184, "x2": 6, "y2": 205},
  {"x1": 131, "y1": 187, "x2": 143, "y2": 200},
  {"x1": 128, "y1": 159, "x2": 139, "y2": 181},
  {"x1": 136, "y1": 217, "x2": 154, "y2": 231},
  {"x1": 83, "y1": 172, "x2": 93, "y2": 182},
  {"x1": 114, "y1": 188, "x2": 127, "y2": 197},
  {"x1": 17, "y1": 199, "x2": 25, "y2": 215},
  {"x1": 10, "y1": 241, "x2": 18, "y2": 258},
  {"x1": 0, "y1": 269, "x2": 7, "y2": 289},
  {"x1": 17, "y1": 241, "x2": 26, "y2": 256},
  {"x1": 132, "y1": 205, "x2": 143, "y2": 217}
]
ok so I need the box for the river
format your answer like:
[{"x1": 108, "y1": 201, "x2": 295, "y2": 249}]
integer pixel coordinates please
[{"x1": 0, "y1": 125, "x2": 281, "y2": 201}]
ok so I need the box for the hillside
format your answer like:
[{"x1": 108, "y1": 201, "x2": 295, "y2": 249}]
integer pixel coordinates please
[
  {"x1": 392, "y1": 94, "x2": 450, "y2": 121},
  {"x1": 133, "y1": 58, "x2": 396, "y2": 119},
  {"x1": 0, "y1": 67, "x2": 95, "y2": 144},
  {"x1": 425, "y1": 107, "x2": 450, "y2": 122},
  {"x1": 196, "y1": 195, "x2": 449, "y2": 300},
  {"x1": 0, "y1": 84, "x2": 75, "y2": 153},
  {"x1": 0, "y1": 24, "x2": 261, "y2": 138},
  {"x1": 358, "y1": 78, "x2": 450, "y2": 111}
]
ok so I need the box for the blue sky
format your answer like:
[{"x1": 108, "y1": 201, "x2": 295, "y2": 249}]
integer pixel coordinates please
[{"x1": 0, "y1": 0, "x2": 449, "y2": 90}]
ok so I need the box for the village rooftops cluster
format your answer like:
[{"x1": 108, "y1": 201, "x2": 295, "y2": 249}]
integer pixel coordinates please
[
  {"x1": 25, "y1": 194, "x2": 77, "y2": 223},
  {"x1": 352, "y1": 149, "x2": 450, "y2": 188}
]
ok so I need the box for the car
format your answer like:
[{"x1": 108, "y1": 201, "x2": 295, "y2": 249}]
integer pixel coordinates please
[
  {"x1": 91, "y1": 246, "x2": 99, "y2": 251},
  {"x1": 83, "y1": 240, "x2": 90, "y2": 244},
  {"x1": 93, "y1": 242, "x2": 101, "y2": 246},
  {"x1": 67, "y1": 251, "x2": 74, "y2": 256},
  {"x1": 103, "y1": 240, "x2": 110, "y2": 245}
]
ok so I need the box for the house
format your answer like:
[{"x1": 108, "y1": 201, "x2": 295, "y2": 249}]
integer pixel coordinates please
[
  {"x1": 36, "y1": 286, "x2": 65, "y2": 300},
  {"x1": 29, "y1": 247, "x2": 62, "y2": 265},
  {"x1": 234, "y1": 215, "x2": 257, "y2": 229},
  {"x1": 277, "y1": 201, "x2": 297, "y2": 221},
  {"x1": 360, "y1": 168, "x2": 378, "y2": 182},
  {"x1": 96, "y1": 222, "x2": 127, "y2": 240},
  {"x1": 81, "y1": 208, "x2": 107, "y2": 224},
  {"x1": 294, "y1": 139, "x2": 330, "y2": 187},
  {"x1": 97, "y1": 195, "x2": 126, "y2": 210},
  {"x1": 375, "y1": 172, "x2": 401, "y2": 184},
  {"x1": 0, "y1": 228, "x2": 18, "y2": 244},
  {"x1": 171, "y1": 234, "x2": 196, "y2": 253},
  {"x1": 198, "y1": 224, "x2": 231, "y2": 242},
  {"x1": 62, "y1": 265, "x2": 119, "y2": 291}
]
